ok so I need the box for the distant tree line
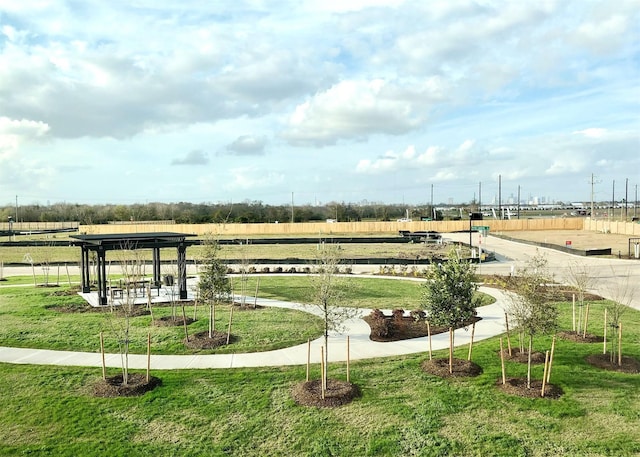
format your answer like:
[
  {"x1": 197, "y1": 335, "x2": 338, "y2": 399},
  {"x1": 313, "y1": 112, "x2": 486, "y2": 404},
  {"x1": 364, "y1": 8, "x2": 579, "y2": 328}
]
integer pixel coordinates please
[{"x1": 0, "y1": 201, "x2": 443, "y2": 225}]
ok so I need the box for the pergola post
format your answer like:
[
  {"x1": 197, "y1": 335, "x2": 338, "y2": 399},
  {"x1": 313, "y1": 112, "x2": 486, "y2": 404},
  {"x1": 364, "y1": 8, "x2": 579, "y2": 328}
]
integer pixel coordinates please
[
  {"x1": 97, "y1": 246, "x2": 107, "y2": 305},
  {"x1": 178, "y1": 243, "x2": 187, "y2": 300},
  {"x1": 152, "y1": 247, "x2": 161, "y2": 287},
  {"x1": 81, "y1": 246, "x2": 91, "y2": 293}
]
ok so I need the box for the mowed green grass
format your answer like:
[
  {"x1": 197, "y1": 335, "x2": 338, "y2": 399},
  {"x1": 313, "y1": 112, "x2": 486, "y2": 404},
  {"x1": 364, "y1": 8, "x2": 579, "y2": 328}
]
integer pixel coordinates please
[
  {"x1": 0, "y1": 276, "x2": 492, "y2": 354},
  {"x1": 0, "y1": 277, "x2": 638, "y2": 456},
  {"x1": 0, "y1": 282, "x2": 323, "y2": 355}
]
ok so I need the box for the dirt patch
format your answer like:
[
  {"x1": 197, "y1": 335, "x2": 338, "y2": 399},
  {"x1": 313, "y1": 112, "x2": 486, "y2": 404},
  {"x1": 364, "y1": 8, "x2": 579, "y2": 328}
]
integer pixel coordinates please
[
  {"x1": 497, "y1": 347, "x2": 546, "y2": 364},
  {"x1": 184, "y1": 330, "x2": 235, "y2": 349},
  {"x1": 291, "y1": 379, "x2": 360, "y2": 408},
  {"x1": 558, "y1": 330, "x2": 603, "y2": 343},
  {"x1": 421, "y1": 358, "x2": 483, "y2": 378},
  {"x1": 153, "y1": 315, "x2": 194, "y2": 327},
  {"x1": 93, "y1": 373, "x2": 161, "y2": 397},
  {"x1": 585, "y1": 353, "x2": 640, "y2": 374},
  {"x1": 496, "y1": 377, "x2": 563, "y2": 399},
  {"x1": 499, "y1": 230, "x2": 633, "y2": 257}
]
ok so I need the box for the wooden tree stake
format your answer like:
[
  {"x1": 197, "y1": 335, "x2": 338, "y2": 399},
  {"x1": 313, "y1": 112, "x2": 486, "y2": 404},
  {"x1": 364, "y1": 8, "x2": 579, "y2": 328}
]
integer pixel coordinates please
[
  {"x1": 226, "y1": 303, "x2": 234, "y2": 345},
  {"x1": 467, "y1": 321, "x2": 476, "y2": 361},
  {"x1": 449, "y1": 327, "x2": 453, "y2": 374},
  {"x1": 541, "y1": 350, "x2": 550, "y2": 397},
  {"x1": 181, "y1": 303, "x2": 189, "y2": 342},
  {"x1": 505, "y1": 313, "x2": 512, "y2": 356},
  {"x1": 582, "y1": 303, "x2": 590, "y2": 338},
  {"x1": 500, "y1": 338, "x2": 506, "y2": 385},
  {"x1": 306, "y1": 339, "x2": 310, "y2": 382},
  {"x1": 254, "y1": 277, "x2": 260, "y2": 309},
  {"x1": 603, "y1": 308, "x2": 607, "y2": 355},
  {"x1": 618, "y1": 322, "x2": 622, "y2": 366},
  {"x1": 572, "y1": 294, "x2": 576, "y2": 332},
  {"x1": 426, "y1": 320, "x2": 432, "y2": 360},
  {"x1": 320, "y1": 346, "x2": 326, "y2": 400},
  {"x1": 146, "y1": 332, "x2": 151, "y2": 383},
  {"x1": 346, "y1": 336, "x2": 351, "y2": 383},
  {"x1": 100, "y1": 331, "x2": 106, "y2": 381},
  {"x1": 546, "y1": 336, "x2": 556, "y2": 383}
]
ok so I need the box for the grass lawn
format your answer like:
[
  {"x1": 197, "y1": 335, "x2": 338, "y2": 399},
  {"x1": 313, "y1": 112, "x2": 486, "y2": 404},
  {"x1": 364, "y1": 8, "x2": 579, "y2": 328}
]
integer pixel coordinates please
[
  {"x1": 0, "y1": 276, "x2": 492, "y2": 354},
  {"x1": 0, "y1": 278, "x2": 638, "y2": 456}
]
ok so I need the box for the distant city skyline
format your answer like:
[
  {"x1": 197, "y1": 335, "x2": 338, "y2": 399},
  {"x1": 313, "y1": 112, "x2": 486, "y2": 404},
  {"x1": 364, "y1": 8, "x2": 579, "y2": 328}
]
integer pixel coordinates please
[{"x1": 1, "y1": 1, "x2": 638, "y2": 207}]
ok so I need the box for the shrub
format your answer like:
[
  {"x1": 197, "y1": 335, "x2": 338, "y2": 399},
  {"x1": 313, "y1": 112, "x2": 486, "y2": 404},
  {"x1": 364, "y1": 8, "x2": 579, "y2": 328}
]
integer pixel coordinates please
[
  {"x1": 261, "y1": 267, "x2": 270, "y2": 273},
  {"x1": 369, "y1": 309, "x2": 393, "y2": 338}
]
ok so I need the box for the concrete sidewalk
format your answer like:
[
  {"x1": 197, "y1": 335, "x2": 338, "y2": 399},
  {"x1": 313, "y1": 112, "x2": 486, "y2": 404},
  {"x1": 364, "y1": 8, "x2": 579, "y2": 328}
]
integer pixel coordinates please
[{"x1": 0, "y1": 286, "x2": 509, "y2": 370}]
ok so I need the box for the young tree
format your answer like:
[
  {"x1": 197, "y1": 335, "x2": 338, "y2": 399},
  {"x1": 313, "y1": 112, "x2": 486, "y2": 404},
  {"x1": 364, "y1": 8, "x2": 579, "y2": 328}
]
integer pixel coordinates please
[
  {"x1": 197, "y1": 234, "x2": 231, "y2": 338},
  {"x1": 564, "y1": 260, "x2": 597, "y2": 334},
  {"x1": 603, "y1": 267, "x2": 637, "y2": 365},
  {"x1": 421, "y1": 248, "x2": 480, "y2": 372},
  {"x1": 107, "y1": 242, "x2": 144, "y2": 386},
  {"x1": 308, "y1": 244, "x2": 357, "y2": 390},
  {"x1": 507, "y1": 250, "x2": 560, "y2": 388}
]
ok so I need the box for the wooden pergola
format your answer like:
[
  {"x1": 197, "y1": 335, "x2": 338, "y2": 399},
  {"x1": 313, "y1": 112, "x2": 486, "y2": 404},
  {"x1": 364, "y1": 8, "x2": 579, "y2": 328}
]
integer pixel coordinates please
[{"x1": 70, "y1": 232, "x2": 196, "y2": 305}]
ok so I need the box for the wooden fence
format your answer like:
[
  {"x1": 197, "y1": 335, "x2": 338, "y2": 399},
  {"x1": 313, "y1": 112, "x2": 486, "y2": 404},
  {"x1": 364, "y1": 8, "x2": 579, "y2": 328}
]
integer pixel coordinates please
[{"x1": 79, "y1": 218, "x2": 585, "y2": 236}]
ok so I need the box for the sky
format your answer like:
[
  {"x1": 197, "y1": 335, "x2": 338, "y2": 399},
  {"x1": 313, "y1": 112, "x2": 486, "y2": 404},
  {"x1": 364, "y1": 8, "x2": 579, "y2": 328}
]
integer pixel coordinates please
[{"x1": 0, "y1": 0, "x2": 639, "y2": 208}]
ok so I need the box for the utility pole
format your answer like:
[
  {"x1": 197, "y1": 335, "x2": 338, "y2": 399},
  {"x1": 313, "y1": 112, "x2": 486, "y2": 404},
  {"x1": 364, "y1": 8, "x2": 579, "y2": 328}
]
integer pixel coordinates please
[
  {"x1": 517, "y1": 185, "x2": 521, "y2": 220},
  {"x1": 478, "y1": 181, "x2": 482, "y2": 211},
  {"x1": 291, "y1": 192, "x2": 294, "y2": 224},
  {"x1": 625, "y1": 178, "x2": 628, "y2": 221},
  {"x1": 15, "y1": 195, "x2": 18, "y2": 223},
  {"x1": 498, "y1": 174, "x2": 502, "y2": 220},
  {"x1": 430, "y1": 184, "x2": 434, "y2": 220},
  {"x1": 611, "y1": 180, "x2": 615, "y2": 221}
]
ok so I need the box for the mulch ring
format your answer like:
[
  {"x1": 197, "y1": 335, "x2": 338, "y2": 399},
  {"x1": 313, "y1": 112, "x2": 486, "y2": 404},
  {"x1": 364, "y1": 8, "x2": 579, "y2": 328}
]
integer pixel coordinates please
[
  {"x1": 496, "y1": 377, "x2": 563, "y2": 399},
  {"x1": 498, "y1": 347, "x2": 546, "y2": 364},
  {"x1": 93, "y1": 373, "x2": 161, "y2": 397},
  {"x1": 364, "y1": 315, "x2": 481, "y2": 342},
  {"x1": 291, "y1": 379, "x2": 360, "y2": 408},
  {"x1": 558, "y1": 330, "x2": 603, "y2": 343},
  {"x1": 153, "y1": 315, "x2": 194, "y2": 327},
  {"x1": 184, "y1": 330, "x2": 236, "y2": 349},
  {"x1": 232, "y1": 301, "x2": 264, "y2": 310},
  {"x1": 421, "y1": 358, "x2": 483, "y2": 378},
  {"x1": 585, "y1": 354, "x2": 640, "y2": 374}
]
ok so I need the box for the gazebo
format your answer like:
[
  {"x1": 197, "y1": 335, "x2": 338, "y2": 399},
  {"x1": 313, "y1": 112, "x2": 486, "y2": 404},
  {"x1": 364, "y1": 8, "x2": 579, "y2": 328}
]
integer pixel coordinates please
[{"x1": 70, "y1": 232, "x2": 196, "y2": 306}]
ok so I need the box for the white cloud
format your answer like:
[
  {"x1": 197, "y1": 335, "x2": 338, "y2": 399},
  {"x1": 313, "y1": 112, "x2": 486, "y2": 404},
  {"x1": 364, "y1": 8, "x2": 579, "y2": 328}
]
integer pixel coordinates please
[{"x1": 282, "y1": 78, "x2": 446, "y2": 146}]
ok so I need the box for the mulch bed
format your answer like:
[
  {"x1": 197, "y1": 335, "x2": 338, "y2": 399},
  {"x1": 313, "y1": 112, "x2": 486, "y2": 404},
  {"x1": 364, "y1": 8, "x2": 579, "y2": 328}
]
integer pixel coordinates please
[
  {"x1": 585, "y1": 354, "x2": 640, "y2": 374},
  {"x1": 232, "y1": 301, "x2": 264, "y2": 310},
  {"x1": 184, "y1": 330, "x2": 235, "y2": 349},
  {"x1": 498, "y1": 347, "x2": 546, "y2": 364},
  {"x1": 291, "y1": 379, "x2": 360, "y2": 408},
  {"x1": 496, "y1": 377, "x2": 563, "y2": 399},
  {"x1": 364, "y1": 314, "x2": 481, "y2": 342},
  {"x1": 93, "y1": 373, "x2": 161, "y2": 397},
  {"x1": 421, "y1": 358, "x2": 483, "y2": 378},
  {"x1": 558, "y1": 330, "x2": 603, "y2": 343},
  {"x1": 153, "y1": 315, "x2": 194, "y2": 326}
]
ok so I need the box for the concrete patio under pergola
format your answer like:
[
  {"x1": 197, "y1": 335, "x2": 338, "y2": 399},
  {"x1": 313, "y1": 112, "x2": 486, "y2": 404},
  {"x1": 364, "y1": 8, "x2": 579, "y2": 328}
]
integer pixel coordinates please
[{"x1": 70, "y1": 232, "x2": 196, "y2": 306}]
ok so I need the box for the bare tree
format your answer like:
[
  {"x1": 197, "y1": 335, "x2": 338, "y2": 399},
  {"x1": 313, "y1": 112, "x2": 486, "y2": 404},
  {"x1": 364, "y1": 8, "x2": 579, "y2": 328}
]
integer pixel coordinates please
[
  {"x1": 107, "y1": 242, "x2": 144, "y2": 386},
  {"x1": 198, "y1": 234, "x2": 231, "y2": 338},
  {"x1": 564, "y1": 260, "x2": 597, "y2": 334},
  {"x1": 507, "y1": 250, "x2": 560, "y2": 388},
  {"x1": 603, "y1": 267, "x2": 637, "y2": 364},
  {"x1": 308, "y1": 244, "x2": 357, "y2": 389}
]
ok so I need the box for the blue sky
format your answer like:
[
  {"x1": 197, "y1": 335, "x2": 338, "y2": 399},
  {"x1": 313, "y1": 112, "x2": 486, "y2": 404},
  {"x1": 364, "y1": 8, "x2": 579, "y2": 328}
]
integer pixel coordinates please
[{"x1": 0, "y1": 0, "x2": 638, "y2": 207}]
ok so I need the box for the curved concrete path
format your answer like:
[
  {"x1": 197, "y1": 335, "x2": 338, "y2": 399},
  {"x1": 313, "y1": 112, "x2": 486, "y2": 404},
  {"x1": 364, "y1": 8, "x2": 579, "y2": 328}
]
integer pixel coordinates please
[
  {"x1": 0, "y1": 232, "x2": 637, "y2": 369},
  {"x1": 0, "y1": 286, "x2": 508, "y2": 369}
]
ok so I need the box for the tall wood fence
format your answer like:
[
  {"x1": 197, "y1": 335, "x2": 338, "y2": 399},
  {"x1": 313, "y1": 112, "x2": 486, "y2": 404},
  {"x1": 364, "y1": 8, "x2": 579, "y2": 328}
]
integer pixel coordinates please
[{"x1": 79, "y1": 218, "x2": 586, "y2": 236}]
